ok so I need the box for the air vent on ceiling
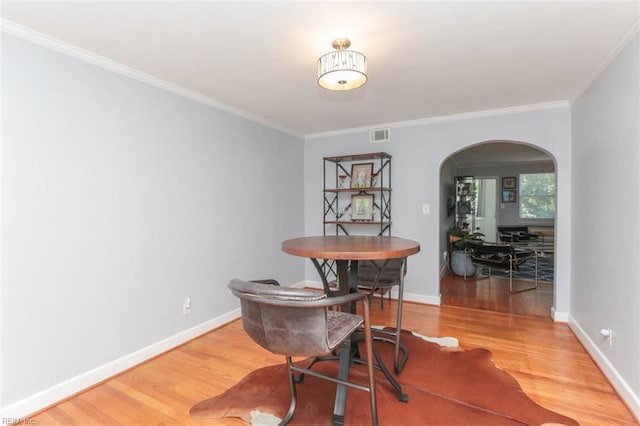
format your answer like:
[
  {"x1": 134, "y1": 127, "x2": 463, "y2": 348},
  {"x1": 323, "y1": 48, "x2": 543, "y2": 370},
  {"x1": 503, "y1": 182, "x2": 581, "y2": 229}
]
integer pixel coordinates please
[{"x1": 369, "y1": 128, "x2": 390, "y2": 143}]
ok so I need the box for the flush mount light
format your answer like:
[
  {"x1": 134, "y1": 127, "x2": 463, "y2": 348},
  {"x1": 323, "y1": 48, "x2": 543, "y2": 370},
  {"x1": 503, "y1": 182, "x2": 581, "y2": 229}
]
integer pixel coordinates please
[{"x1": 317, "y1": 38, "x2": 367, "y2": 91}]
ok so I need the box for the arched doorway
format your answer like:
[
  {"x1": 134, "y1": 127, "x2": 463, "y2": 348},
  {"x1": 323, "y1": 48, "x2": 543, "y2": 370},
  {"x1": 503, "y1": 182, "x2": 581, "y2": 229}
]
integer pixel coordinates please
[{"x1": 439, "y1": 141, "x2": 557, "y2": 318}]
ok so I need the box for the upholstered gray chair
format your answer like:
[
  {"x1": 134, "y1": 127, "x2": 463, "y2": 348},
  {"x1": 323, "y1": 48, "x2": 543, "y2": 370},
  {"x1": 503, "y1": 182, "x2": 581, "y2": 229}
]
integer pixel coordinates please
[{"x1": 227, "y1": 279, "x2": 378, "y2": 425}]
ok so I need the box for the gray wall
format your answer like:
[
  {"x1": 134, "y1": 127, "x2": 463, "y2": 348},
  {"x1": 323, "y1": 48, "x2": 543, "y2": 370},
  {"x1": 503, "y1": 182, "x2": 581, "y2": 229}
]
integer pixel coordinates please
[
  {"x1": 1, "y1": 34, "x2": 305, "y2": 408},
  {"x1": 571, "y1": 35, "x2": 639, "y2": 405},
  {"x1": 439, "y1": 159, "x2": 456, "y2": 273},
  {"x1": 304, "y1": 107, "x2": 573, "y2": 311}
]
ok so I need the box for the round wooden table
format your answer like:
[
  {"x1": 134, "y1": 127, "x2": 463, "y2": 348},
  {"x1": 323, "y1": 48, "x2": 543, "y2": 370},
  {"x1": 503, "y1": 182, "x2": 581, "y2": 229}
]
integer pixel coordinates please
[
  {"x1": 282, "y1": 235, "x2": 421, "y2": 420},
  {"x1": 282, "y1": 235, "x2": 420, "y2": 302},
  {"x1": 282, "y1": 235, "x2": 421, "y2": 261}
]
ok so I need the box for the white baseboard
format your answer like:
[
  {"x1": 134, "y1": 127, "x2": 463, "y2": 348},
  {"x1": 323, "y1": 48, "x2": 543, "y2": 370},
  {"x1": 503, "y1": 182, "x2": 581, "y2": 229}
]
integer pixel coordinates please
[
  {"x1": 400, "y1": 290, "x2": 441, "y2": 306},
  {"x1": 8, "y1": 292, "x2": 633, "y2": 425},
  {"x1": 289, "y1": 280, "x2": 309, "y2": 288},
  {"x1": 302, "y1": 280, "x2": 324, "y2": 289},
  {"x1": 0, "y1": 279, "x2": 439, "y2": 420},
  {"x1": 0, "y1": 309, "x2": 241, "y2": 420},
  {"x1": 568, "y1": 315, "x2": 640, "y2": 422},
  {"x1": 550, "y1": 307, "x2": 570, "y2": 322}
]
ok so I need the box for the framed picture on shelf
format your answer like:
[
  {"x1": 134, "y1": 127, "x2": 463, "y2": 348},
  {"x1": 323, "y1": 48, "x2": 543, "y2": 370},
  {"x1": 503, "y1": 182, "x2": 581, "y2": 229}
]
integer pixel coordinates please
[
  {"x1": 350, "y1": 194, "x2": 374, "y2": 221},
  {"x1": 502, "y1": 189, "x2": 517, "y2": 203},
  {"x1": 502, "y1": 176, "x2": 517, "y2": 189},
  {"x1": 351, "y1": 162, "x2": 373, "y2": 188}
]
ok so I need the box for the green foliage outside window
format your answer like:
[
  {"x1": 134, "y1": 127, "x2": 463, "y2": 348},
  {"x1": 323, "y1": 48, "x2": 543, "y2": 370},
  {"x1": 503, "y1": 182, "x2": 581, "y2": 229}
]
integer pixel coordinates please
[{"x1": 519, "y1": 173, "x2": 555, "y2": 219}]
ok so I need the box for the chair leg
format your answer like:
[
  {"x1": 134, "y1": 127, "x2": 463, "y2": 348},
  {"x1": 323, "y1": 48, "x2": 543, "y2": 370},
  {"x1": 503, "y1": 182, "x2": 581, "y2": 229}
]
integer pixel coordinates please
[
  {"x1": 281, "y1": 356, "x2": 298, "y2": 425},
  {"x1": 509, "y1": 266, "x2": 513, "y2": 293},
  {"x1": 393, "y1": 259, "x2": 408, "y2": 374},
  {"x1": 369, "y1": 259, "x2": 409, "y2": 375},
  {"x1": 509, "y1": 254, "x2": 539, "y2": 294},
  {"x1": 359, "y1": 259, "x2": 408, "y2": 373},
  {"x1": 368, "y1": 332, "x2": 408, "y2": 402},
  {"x1": 362, "y1": 297, "x2": 379, "y2": 426}
]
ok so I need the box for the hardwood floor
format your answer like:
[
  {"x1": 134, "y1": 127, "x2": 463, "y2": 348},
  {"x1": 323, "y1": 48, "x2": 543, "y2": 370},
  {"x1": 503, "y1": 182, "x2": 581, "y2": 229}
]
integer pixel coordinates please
[
  {"x1": 31, "y1": 300, "x2": 636, "y2": 425},
  {"x1": 440, "y1": 270, "x2": 554, "y2": 318}
]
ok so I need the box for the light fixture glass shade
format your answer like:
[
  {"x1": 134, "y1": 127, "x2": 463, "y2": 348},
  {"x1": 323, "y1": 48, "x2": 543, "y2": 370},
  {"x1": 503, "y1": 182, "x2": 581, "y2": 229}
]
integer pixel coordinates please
[{"x1": 317, "y1": 45, "x2": 367, "y2": 91}]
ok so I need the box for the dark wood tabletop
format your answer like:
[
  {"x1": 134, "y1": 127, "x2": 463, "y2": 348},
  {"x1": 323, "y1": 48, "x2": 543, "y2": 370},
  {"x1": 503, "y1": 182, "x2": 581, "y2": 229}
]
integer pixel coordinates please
[{"x1": 282, "y1": 235, "x2": 420, "y2": 261}]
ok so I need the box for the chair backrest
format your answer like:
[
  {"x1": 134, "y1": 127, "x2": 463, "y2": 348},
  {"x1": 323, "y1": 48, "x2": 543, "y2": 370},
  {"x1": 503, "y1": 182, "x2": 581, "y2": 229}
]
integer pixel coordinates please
[
  {"x1": 467, "y1": 241, "x2": 515, "y2": 257},
  {"x1": 228, "y1": 279, "x2": 333, "y2": 357},
  {"x1": 467, "y1": 242, "x2": 536, "y2": 269},
  {"x1": 357, "y1": 259, "x2": 406, "y2": 289},
  {"x1": 466, "y1": 241, "x2": 513, "y2": 268}
]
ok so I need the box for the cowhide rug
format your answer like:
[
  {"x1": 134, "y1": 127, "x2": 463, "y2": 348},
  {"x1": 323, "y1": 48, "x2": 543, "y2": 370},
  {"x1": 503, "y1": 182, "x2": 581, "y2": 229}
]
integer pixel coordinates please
[{"x1": 190, "y1": 330, "x2": 578, "y2": 425}]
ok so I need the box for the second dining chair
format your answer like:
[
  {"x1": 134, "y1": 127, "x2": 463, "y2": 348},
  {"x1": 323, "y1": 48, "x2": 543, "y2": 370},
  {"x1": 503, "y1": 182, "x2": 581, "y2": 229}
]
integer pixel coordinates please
[{"x1": 355, "y1": 258, "x2": 409, "y2": 375}]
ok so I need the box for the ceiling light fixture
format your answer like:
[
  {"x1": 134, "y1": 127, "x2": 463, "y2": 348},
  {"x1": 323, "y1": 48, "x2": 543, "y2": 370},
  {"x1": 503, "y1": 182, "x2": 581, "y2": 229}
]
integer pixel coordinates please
[{"x1": 317, "y1": 38, "x2": 367, "y2": 91}]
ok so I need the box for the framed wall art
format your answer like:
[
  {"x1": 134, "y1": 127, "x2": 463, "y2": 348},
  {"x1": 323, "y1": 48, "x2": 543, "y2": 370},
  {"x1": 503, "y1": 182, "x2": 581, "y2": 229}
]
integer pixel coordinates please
[
  {"x1": 502, "y1": 189, "x2": 517, "y2": 203},
  {"x1": 350, "y1": 162, "x2": 373, "y2": 188},
  {"x1": 502, "y1": 176, "x2": 517, "y2": 189},
  {"x1": 350, "y1": 194, "x2": 374, "y2": 221}
]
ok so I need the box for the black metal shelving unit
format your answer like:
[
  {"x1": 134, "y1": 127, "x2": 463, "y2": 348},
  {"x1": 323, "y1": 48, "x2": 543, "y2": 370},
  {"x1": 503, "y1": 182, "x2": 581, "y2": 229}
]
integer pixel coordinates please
[
  {"x1": 323, "y1": 152, "x2": 392, "y2": 236},
  {"x1": 454, "y1": 175, "x2": 476, "y2": 232},
  {"x1": 321, "y1": 152, "x2": 392, "y2": 281}
]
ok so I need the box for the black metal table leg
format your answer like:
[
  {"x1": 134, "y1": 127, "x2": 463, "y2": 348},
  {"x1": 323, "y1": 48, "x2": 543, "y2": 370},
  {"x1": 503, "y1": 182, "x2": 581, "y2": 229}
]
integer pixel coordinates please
[
  {"x1": 315, "y1": 256, "x2": 410, "y2": 420},
  {"x1": 332, "y1": 339, "x2": 351, "y2": 426}
]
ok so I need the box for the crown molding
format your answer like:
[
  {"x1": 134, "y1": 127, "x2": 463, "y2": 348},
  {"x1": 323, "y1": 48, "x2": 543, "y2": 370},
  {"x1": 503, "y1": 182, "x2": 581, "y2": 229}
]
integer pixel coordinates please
[
  {"x1": 571, "y1": 20, "x2": 640, "y2": 103},
  {"x1": 456, "y1": 159, "x2": 554, "y2": 169},
  {"x1": 304, "y1": 101, "x2": 571, "y2": 140},
  {"x1": 0, "y1": 19, "x2": 303, "y2": 139}
]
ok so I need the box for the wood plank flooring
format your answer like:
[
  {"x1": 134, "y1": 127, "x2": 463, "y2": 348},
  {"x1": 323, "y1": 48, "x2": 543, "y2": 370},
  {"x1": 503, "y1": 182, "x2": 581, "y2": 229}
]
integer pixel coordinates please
[
  {"x1": 440, "y1": 270, "x2": 554, "y2": 317},
  {"x1": 30, "y1": 299, "x2": 637, "y2": 425}
]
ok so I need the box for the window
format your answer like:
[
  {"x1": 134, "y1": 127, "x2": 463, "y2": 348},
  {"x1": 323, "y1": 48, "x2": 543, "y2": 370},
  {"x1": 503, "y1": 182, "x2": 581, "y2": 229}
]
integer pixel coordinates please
[{"x1": 519, "y1": 173, "x2": 555, "y2": 219}]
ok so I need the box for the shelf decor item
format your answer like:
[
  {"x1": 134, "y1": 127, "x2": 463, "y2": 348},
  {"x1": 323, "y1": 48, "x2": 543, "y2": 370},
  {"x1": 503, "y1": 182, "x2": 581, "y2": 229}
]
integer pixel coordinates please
[
  {"x1": 350, "y1": 194, "x2": 374, "y2": 221},
  {"x1": 351, "y1": 163, "x2": 373, "y2": 188},
  {"x1": 371, "y1": 172, "x2": 379, "y2": 187},
  {"x1": 459, "y1": 182, "x2": 471, "y2": 195},
  {"x1": 338, "y1": 174, "x2": 349, "y2": 188},
  {"x1": 454, "y1": 176, "x2": 476, "y2": 231}
]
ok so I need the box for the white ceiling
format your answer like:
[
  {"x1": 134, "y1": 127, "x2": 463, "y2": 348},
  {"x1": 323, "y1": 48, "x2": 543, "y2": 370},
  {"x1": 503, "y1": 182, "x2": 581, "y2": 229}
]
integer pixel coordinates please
[{"x1": 1, "y1": 1, "x2": 639, "y2": 138}]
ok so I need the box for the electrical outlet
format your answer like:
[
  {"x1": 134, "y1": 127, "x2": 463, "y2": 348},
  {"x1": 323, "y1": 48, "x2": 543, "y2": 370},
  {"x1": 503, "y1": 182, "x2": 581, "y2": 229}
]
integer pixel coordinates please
[
  {"x1": 601, "y1": 327, "x2": 613, "y2": 346},
  {"x1": 183, "y1": 297, "x2": 191, "y2": 316}
]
